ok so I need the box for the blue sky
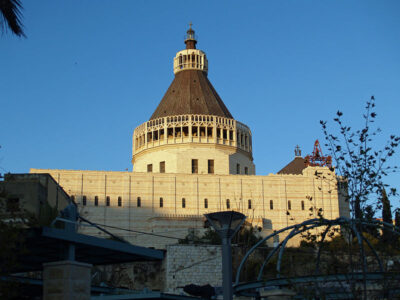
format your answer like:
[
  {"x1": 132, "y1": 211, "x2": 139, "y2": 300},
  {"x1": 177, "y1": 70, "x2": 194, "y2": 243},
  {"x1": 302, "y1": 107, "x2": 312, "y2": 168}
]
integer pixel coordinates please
[{"x1": 1, "y1": 1, "x2": 399, "y2": 208}]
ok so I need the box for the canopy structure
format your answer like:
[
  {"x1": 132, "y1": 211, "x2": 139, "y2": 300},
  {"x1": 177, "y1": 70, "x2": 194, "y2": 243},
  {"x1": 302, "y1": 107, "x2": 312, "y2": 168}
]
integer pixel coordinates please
[{"x1": 13, "y1": 226, "x2": 164, "y2": 272}]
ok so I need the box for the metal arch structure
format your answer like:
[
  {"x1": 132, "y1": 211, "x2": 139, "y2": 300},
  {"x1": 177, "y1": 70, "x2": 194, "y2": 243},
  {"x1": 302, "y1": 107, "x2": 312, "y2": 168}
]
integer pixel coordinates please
[{"x1": 234, "y1": 217, "x2": 400, "y2": 298}]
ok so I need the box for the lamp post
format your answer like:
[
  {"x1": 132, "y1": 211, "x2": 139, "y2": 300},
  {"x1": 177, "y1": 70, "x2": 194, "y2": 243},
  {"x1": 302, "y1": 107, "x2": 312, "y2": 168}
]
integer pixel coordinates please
[{"x1": 205, "y1": 211, "x2": 246, "y2": 300}]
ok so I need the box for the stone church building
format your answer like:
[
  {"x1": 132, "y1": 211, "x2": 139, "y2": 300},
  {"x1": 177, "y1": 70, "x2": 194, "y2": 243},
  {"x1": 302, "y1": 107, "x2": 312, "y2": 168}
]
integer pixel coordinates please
[{"x1": 31, "y1": 26, "x2": 349, "y2": 249}]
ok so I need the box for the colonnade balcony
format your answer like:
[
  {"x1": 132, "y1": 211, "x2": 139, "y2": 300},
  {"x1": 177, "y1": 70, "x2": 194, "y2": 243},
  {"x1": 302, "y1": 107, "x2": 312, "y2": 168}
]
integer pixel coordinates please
[
  {"x1": 173, "y1": 49, "x2": 208, "y2": 74},
  {"x1": 133, "y1": 114, "x2": 252, "y2": 155}
]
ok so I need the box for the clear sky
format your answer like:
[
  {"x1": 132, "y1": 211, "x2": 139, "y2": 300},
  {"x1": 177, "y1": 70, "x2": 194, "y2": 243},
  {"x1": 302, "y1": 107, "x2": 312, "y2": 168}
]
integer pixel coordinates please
[{"x1": 1, "y1": 1, "x2": 399, "y2": 208}]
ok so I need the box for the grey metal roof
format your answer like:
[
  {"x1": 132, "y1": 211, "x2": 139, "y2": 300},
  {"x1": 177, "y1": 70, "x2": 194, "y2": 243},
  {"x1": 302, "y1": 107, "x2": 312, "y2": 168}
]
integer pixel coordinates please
[{"x1": 14, "y1": 227, "x2": 164, "y2": 272}]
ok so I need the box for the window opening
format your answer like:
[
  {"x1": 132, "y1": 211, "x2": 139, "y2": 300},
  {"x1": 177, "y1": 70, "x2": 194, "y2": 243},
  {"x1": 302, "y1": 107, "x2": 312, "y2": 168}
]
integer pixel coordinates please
[
  {"x1": 301, "y1": 200, "x2": 305, "y2": 210},
  {"x1": 182, "y1": 198, "x2": 186, "y2": 208},
  {"x1": 106, "y1": 196, "x2": 110, "y2": 207},
  {"x1": 147, "y1": 164, "x2": 153, "y2": 173},
  {"x1": 226, "y1": 199, "x2": 230, "y2": 209},
  {"x1": 248, "y1": 199, "x2": 252, "y2": 209},
  {"x1": 160, "y1": 161, "x2": 165, "y2": 173},
  {"x1": 192, "y1": 159, "x2": 198, "y2": 174},
  {"x1": 204, "y1": 198, "x2": 208, "y2": 209},
  {"x1": 288, "y1": 200, "x2": 291, "y2": 210},
  {"x1": 160, "y1": 197, "x2": 163, "y2": 208},
  {"x1": 270, "y1": 200, "x2": 273, "y2": 210},
  {"x1": 236, "y1": 163, "x2": 240, "y2": 174},
  {"x1": 95, "y1": 196, "x2": 99, "y2": 206},
  {"x1": 208, "y1": 160, "x2": 214, "y2": 174},
  {"x1": 82, "y1": 196, "x2": 87, "y2": 206},
  {"x1": 137, "y1": 197, "x2": 141, "y2": 207},
  {"x1": 118, "y1": 197, "x2": 122, "y2": 207},
  {"x1": 6, "y1": 198, "x2": 19, "y2": 212},
  {"x1": 207, "y1": 127, "x2": 213, "y2": 137}
]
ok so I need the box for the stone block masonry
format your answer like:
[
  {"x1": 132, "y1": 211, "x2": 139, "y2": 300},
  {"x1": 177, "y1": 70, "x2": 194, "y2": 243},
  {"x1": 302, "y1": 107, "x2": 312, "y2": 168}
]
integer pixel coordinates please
[
  {"x1": 43, "y1": 260, "x2": 92, "y2": 300},
  {"x1": 165, "y1": 244, "x2": 222, "y2": 294}
]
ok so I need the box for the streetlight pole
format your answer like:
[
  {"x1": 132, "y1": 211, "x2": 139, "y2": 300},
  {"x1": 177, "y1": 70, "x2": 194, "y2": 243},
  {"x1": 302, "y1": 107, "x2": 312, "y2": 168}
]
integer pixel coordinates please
[
  {"x1": 205, "y1": 211, "x2": 246, "y2": 300},
  {"x1": 221, "y1": 236, "x2": 233, "y2": 300}
]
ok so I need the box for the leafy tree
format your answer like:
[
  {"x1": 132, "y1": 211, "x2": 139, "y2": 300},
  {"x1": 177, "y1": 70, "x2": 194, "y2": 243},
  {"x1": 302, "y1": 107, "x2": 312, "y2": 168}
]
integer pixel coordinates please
[
  {"x1": 381, "y1": 188, "x2": 393, "y2": 243},
  {"x1": 395, "y1": 210, "x2": 400, "y2": 232},
  {"x1": 0, "y1": 0, "x2": 25, "y2": 37},
  {"x1": 320, "y1": 96, "x2": 399, "y2": 219}
]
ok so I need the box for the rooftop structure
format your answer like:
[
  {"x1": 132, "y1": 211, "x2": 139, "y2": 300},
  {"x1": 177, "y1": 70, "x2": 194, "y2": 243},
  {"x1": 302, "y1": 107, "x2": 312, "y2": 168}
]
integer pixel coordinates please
[{"x1": 133, "y1": 25, "x2": 255, "y2": 175}]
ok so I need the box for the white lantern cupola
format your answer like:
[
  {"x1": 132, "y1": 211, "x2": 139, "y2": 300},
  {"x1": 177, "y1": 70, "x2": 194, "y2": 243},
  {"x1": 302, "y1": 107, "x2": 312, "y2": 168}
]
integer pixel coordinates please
[{"x1": 174, "y1": 24, "x2": 208, "y2": 75}]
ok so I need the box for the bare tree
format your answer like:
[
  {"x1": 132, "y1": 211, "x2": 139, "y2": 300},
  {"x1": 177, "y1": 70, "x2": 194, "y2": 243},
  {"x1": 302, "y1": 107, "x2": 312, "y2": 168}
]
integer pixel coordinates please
[{"x1": 320, "y1": 96, "x2": 399, "y2": 219}]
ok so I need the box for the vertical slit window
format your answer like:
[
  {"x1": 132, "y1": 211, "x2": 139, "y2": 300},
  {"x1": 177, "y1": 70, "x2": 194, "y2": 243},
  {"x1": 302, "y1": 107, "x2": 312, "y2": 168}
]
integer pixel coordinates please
[
  {"x1": 204, "y1": 198, "x2": 208, "y2": 209},
  {"x1": 226, "y1": 199, "x2": 230, "y2": 209},
  {"x1": 182, "y1": 198, "x2": 186, "y2": 208},
  {"x1": 160, "y1": 161, "x2": 165, "y2": 173},
  {"x1": 288, "y1": 200, "x2": 291, "y2": 210},
  {"x1": 106, "y1": 196, "x2": 110, "y2": 207},
  {"x1": 270, "y1": 200, "x2": 273, "y2": 210},
  {"x1": 82, "y1": 196, "x2": 87, "y2": 206},
  {"x1": 244, "y1": 167, "x2": 248, "y2": 175},
  {"x1": 301, "y1": 200, "x2": 305, "y2": 210},
  {"x1": 95, "y1": 196, "x2": 99, "y2": 206},
  {"x1": 192, "y1": 159, "x2": 198, "y2": 174},
  {"x1": 248, "y1": 199, "x2": 252, "y2": 209},
  {"x1": 160, "y1": 197, "x2": 163, "y2": 208},
  {"x1": 137, "y1": 197, "x2": 141, "y2": 207},
  {"x1": 208, "y1": 160, "x2": 214, "y2": 174},
  {"x1": 118, "y1": 197, "x2": 122, "y2": 207},
  {"x1": 236, "y1": 163, "x2": 240, "y2": 174}
]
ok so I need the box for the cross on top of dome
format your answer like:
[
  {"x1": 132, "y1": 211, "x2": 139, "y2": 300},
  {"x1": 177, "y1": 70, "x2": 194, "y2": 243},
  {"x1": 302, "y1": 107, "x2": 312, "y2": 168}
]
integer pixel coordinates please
[{"x1": 185, "y1": 23, "x2": 197, "y2": 49}]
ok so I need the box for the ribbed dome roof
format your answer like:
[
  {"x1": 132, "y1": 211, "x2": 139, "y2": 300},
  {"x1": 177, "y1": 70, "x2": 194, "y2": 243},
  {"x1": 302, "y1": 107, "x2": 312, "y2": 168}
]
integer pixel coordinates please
[{"x1": 150, "y1": 70, "x2": 233, "y2": 120}]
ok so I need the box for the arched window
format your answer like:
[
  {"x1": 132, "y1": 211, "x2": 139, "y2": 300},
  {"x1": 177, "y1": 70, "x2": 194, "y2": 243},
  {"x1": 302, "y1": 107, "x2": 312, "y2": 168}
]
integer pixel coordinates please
[
  {"x1": 248, "y1": 199, "x2": 252, "y2": 209},
  {"x1": 82, "y1": 196, "x2": 87, "y2": 206},
  {"x1": 301, "y1": 200, "x2": 305, "y2": 210},
  {"x1": 160, "y1": 197, "x2": 163, "y2": 208},
  {"x1": 288, "y1": 200, "x2": 291, "y2": 210},
  {"x1": 204, "y1": 198, "x2": 208, "y2": 209},
  {"x1": 118, "y1": 197, "x2": 122, "y2": 207},
  {"x1": 182, "y1": 198, "x2": 186, "y2": 208},
  {"x1": 137, "y1": 197, "x2": 141, "y2": 207},
  {"x1": 106, "y1": 196, "x2": 110, "y2": 207},
  {"x1": 270, "y1": 200, "x2": 273, "y2": 210},
  {"x1": 94, "y1": 196, "x2": 99, "y2": 206},
  {"x1": 226, "y1": 199, "x2": 230, "y2": 209}
]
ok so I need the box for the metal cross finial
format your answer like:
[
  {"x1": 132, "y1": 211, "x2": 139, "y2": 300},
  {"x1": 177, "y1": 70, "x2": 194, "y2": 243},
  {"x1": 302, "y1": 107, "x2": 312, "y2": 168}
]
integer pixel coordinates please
[
  {"x1": 295, "y1": 145, "x2": 302, "y2": 157},
  {"x1": 189, "y1": 22, "x2": 192, "y2": 29}
]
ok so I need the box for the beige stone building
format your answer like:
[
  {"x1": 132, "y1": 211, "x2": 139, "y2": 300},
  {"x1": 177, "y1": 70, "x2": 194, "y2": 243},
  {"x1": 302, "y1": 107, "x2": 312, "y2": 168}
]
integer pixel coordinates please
[{"x1": 31, "y1": 26, "x2": 349, "y2": 249}]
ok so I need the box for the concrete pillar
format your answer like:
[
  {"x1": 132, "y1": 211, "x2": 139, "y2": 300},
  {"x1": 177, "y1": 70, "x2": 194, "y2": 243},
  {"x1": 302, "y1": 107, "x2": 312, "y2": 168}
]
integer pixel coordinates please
[{"x1": 43, "y1": 260, "x2": 92, "y2": 300}]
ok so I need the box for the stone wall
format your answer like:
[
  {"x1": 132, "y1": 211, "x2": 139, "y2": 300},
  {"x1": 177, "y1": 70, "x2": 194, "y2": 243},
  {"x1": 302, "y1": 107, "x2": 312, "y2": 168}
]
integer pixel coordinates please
[
  {"x1": 30, "y1": 167, "x2": 350, "y2": 248},
  {"x1": 43, "y1": 260, "x2": 91, "y2": 300},
  {"x1": 165, "y1": 244, "x2": 222, "y2": 294}
]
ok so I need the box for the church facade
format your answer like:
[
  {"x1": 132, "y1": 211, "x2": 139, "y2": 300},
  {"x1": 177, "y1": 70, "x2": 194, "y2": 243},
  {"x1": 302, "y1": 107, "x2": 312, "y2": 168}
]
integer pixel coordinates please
[{"x1": 31, "y1": 27, "x2": 349, "y2": 249}]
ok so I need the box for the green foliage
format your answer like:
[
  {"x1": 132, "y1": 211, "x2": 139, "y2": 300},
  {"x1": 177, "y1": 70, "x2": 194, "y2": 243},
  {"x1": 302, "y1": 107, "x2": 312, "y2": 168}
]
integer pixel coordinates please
[
  {"x1": 178, "y1": 224, "x2": 264, "y2": 247},
  {"x1": 381, "y1": 188, "x2": 394, "y2": 243}
]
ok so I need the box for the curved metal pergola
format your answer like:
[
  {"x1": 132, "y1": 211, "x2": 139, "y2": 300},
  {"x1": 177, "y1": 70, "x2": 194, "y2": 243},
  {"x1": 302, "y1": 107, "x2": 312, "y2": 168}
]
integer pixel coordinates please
[{"x1": 234, "y1": 217, "x2": 400, "y2": 299}]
